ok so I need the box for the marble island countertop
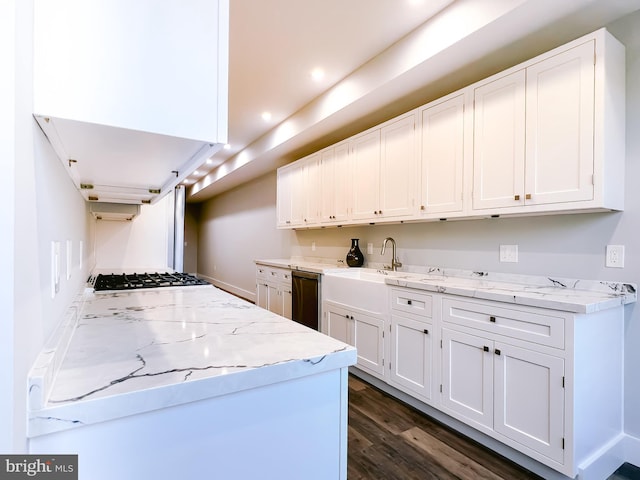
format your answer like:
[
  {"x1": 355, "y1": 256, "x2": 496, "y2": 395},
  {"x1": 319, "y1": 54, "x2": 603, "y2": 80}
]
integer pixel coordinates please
[{"x1": 28, "y1": 285, "x2": 356, "y2": 438}]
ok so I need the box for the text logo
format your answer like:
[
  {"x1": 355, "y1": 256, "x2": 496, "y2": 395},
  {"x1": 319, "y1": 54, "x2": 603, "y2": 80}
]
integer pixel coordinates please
[{"x1": 0, "y1": 455, "x2": 77, "y2": 480}]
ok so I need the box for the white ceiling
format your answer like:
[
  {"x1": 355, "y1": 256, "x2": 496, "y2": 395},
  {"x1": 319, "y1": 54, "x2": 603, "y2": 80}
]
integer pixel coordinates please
[{"x1": 187, "y1": 0, "x2": 640, "y2": 202}]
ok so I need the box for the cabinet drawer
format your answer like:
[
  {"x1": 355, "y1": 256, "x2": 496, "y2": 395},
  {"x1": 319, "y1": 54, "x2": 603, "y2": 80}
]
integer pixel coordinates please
[
  {"x1": 256, "y1": 266, "x2": 292, "y2": 285},
  {"x1": 442, "y1": 298, "x2": 565, "y2": 349},
  {"x1": 391, "y1": 289, "x2": 433, "y2": 318},
  {"x1": 256, "y1": 265, "x2": 269, "y2": 280}
]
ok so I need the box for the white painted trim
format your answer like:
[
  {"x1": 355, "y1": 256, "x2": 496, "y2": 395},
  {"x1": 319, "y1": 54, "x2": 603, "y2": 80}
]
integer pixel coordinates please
[
  {"x1": 197, "y1": 273, "x2": 255, "y2": 303},
  {"x1": 577, "y1": 432, "x2": 626, "y2": 480}
]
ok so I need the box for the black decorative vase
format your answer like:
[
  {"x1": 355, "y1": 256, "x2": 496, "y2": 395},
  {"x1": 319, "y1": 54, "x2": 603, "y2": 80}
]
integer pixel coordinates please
[{"x1": 346, "y1": 238, "x2": 365, "y2": 267}]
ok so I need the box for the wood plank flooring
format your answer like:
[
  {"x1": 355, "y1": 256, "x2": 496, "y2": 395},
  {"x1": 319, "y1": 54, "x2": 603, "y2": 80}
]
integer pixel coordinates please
[
  {"x1": 347, "y1": 375, "x2": 543, "y2": 480},
  {"x1": 347, "y1": 374, "x2": 640, "y2": 480}
]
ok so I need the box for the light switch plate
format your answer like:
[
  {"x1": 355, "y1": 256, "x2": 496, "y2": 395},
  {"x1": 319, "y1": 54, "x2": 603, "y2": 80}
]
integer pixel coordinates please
[
  {"x1": 499, "y1": 245, "x2": 518, "y2": 263},
  {"x1": 51, "y1": 241, "x2": 61, "y2": 298},
  {"x1": 367, "y1": 243, "x2": 373, "y2": 255}
]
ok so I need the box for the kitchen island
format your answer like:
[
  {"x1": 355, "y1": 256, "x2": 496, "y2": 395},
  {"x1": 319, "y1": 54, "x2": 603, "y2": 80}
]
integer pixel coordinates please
[{"x1": 27, "y1": 284, "x2": 356, "y2": 480}]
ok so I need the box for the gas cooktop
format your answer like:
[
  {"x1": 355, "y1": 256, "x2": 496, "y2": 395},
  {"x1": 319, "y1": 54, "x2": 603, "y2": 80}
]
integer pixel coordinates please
[{"x1": 93, "y1": 272, "x2": 210, "y2": 292}]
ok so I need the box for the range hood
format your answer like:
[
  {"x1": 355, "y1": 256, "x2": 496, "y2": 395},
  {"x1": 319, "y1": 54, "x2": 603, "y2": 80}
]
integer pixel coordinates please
[
  {"x1": 90, "y1": 202, "x2": 140, "y2": 221},
  {"x1": 33, "y1": 0, "x2": 229, "y2": 205}
]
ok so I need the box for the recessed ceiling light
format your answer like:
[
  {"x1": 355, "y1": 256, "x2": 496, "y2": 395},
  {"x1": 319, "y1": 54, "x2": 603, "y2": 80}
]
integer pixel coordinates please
[
  {"x1": 206, "y1": 158, "x2": 213, "y2": 165},
  {"x1": 193, "y1": 170, "x2": 200, "y2": 176},
  {"x1": 261, "y1": 111, "x2": 272, "y2": 121},
  {"x1": 223, "y1": 143, "x2": 231, "y2": 150},
  {"x1": 311, "y1": 68, "x2": 325, "y2": 82}
]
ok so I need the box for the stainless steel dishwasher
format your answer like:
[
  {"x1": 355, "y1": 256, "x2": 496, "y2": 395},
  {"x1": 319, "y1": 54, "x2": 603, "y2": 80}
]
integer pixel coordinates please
[{"x1": 291, "y1": 270, "x2": 320, "y2": 330}]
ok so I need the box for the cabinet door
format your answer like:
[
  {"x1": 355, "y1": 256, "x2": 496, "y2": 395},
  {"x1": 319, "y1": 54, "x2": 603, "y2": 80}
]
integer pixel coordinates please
[
  {"x1": 420, "y1": 94, "x2": 465, "y2": 215},
  {"x1": 494, "y1": 342, "x2": 565, "y2": 463},
  {"x1": 267, "y1": 283, "x2": 283, "y2": 316},
  {"x1": 302, "y1": 153, "x2": 321, "y2": 226},
  {"x1": 379, "y1": 113, "x2": 418, "y2": 219},
  {"x1": 353, "y1": 311, "x2": 385, "y2": 379},
  {"x1": 276, "y1": 166, "x2": 293, "y2": 227},
  {"x1": 332, "y1": 142, "x2": 351, "y2": 223},
  {"x1": 320, "y1": 142, "x2": 351, "y2": 224},
  {"x1": 256, "y1": 281, "x2": 268, "y2": 310},
  {"x1": 390, "y1": 314, "x2": 433, "y2": 401},
  {"x1": 325, "y1": 304, "x2": 353, "y2": 346},
  {"x1": 289, "y1": 162, "x2": 306, "y2": 226},
  {"x1": 281, "y1": 286, "x2": 292, "y2": 320},
  {"x1": 525, "y1": 40, "x2": 595, "y2": 205},
  {"x1": 473, "y1": 70, "x2": 526, "y2": 210},
  {"x1": 441, "y1": 328, "x2": 493, "y2": 429},
  {"x1": 351, "y1": 129, "x2": 381, "y2": 221}
]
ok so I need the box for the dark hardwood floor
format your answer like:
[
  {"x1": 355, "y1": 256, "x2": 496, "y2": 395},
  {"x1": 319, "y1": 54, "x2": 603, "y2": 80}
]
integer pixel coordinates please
[
  {"x1": 347, "y1": 375, "x2": 640, "y2": 480},
  {"x1": 347, "y1": 374, "x2": 542, "y2": 480}
]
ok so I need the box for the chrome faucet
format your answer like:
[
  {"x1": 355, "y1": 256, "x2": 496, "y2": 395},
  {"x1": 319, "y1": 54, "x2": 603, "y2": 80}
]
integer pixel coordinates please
[{"x1": 381, "y1": 237, "x2": 402, "y2": 272}]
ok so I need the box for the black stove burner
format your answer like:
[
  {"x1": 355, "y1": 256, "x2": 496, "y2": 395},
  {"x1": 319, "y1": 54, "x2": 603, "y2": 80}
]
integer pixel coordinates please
[{"x1": 93, "y1": 272, "x2": 209, "y2": 291}]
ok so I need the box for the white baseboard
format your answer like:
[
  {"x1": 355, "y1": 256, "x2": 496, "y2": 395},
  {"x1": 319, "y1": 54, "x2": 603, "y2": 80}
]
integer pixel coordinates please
[
  {"x1": 197, "y1": 274, "x2": 255, "y2": 303},
  {"x1": 578, "y1": 433, "x2": 626, "y2": 480}
]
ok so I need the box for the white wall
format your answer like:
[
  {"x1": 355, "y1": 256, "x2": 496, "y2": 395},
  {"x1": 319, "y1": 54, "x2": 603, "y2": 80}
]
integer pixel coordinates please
[
  {"x1": 197, "y1": 10, "x2": 640, "y2": 460},
  {"x1": 0, "y1": 0, "x2": 17, "y2": 455},
  {"x1": 94, "y1": 195, "x2": 172, "y2": 271},
  {"x1": 2, "y1": 0, "x2": 94, "y2": 452},
  {"x1": 197, "y1": 172, "x2": 292, "y2": 299}
]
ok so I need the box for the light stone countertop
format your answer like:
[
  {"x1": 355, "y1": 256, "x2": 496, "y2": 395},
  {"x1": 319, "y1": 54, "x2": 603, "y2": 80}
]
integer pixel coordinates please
[
  {"x1": 27, "y1": 284, "x2": 356, "y2": 438},
  {"x1": 257, "y1": 258, "x2": 636, "y2": 314}
]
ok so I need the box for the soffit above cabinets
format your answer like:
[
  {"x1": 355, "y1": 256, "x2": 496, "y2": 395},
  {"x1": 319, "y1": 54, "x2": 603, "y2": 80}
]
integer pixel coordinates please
[{"x1": 33, "y1": 0, "x2": 229, "y2": 205}]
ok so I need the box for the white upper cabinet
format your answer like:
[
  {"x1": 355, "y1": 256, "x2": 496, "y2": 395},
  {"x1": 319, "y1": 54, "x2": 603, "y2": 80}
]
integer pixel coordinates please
[
  {"x1": 524, "y1": 40, "x2": 595, "y2": 206},
  {"x1": 472, "y1": 70, "x2": 527, "y2": 210},
  {"x1": 379, "y1": 113, "x2": 419, "y2": 220},
  {"x1": 419, "y1": 93, "x2": 467, "y2": 216},
  {"x1": 320, "y1": 142, "x2": 351, "y2": 225},
  {"x1": 276, "y1": 164, "x2": 294, "y2": 228},
  {"x1": 472, "y1": 29, "x2": 624, "y2": 215},
  {"x1": 33, "y1": 0, "x2": 229, "y2": 204},
  {"x1": 350, "y1": 129, "x2": 382, "y2": 221},
  {"x1": 351, "y1": 113, "x2": 418, "y2": 222},
  {"x1": 276, "y1": 28, "x2": 624, "y2": 229}
]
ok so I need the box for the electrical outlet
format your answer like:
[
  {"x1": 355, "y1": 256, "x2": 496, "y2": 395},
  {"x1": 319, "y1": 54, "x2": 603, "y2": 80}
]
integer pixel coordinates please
[
  {"x1": 606, "y1": 245, "x2": 625, "y2": 268},
  {"x1": 367, "y1": 243, "x2": 373, "y2": 255},
  {"x1": 499, "y1": 245, "x2": 518, "y2": 263},
  {"x1": 311, "y1": 241, "x2": 316, "y2": 252}
]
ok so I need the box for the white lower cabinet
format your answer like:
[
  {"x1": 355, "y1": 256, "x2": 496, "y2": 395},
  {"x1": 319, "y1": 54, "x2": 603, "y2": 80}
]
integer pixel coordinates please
[
  {"x1": 390, "y1": 314, "x2": 434, "y2": 402},
  {"x1": 255, "y1": 264, "x2": 292, "y2": 319},
  {"x1": 388, "y1": 288, "x2": 435, "y2": 403},
  {"x1": 325, "y1": 301, "x2": 385, "y2": 379},
  {"x1": 320, "y1": 272, "x2": 624, "y2": 478},
  {"x1": 441, "y1": 328, "x2": 565, "y2": 464}
]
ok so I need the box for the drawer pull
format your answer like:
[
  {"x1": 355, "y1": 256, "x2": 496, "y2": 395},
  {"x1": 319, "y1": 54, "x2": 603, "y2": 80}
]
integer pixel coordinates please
[
  {"x1": 514, "y1": 194, "x2": 520, "y2": 201},
  {"x1": 489, "y1": 316, "x2": 496, "y2": 323},
  {"x1": 495, "y1": 349, "x2": 501, "y2": 356},
  {"x1": 423, "y1": 329, "x2": 429, "y2": 335},
  {"x1": 407, "y1": 300, "x2": 412, "y2": 305},
  {"x1": 483, "y1": 346, "x2": 489, "y2": 352}
]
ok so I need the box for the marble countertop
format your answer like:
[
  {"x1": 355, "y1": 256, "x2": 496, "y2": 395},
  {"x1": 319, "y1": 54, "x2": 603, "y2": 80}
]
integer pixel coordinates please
[
  {"x1": 255, "y1": 258, "x2": 347, "y2": 273},
  {"x1": 28, "y1": 285, "x2": 356, "y2": 438},
  {"x1": 323, "y1": 266, "x2": 636, "y2": 314}
]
